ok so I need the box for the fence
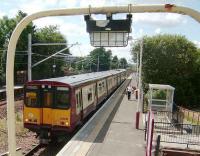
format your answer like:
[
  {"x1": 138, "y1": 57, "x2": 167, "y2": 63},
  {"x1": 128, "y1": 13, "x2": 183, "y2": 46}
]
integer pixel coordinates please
[
  {"x1": 178, "y1": 106, "x2": 200, "y2": 125},
  {"x1": 154, "y1": 122, "x2": 200, "y2": 147},
  {"x1": 153, "y1": 111, "x2": 200, "y2": 148}
]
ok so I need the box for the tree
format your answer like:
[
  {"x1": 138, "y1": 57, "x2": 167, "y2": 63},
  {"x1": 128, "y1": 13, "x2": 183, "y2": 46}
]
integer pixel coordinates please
[
  {"x1": 131, "y1": 34, "x2": 200, "y2": 108},
  {"x1": 111, "y1": 55, "x2": 119, "y2": 69},
  {"x1": 0, "y1": 11, "x2": 70, "y2": 84},
  {"x1": 119, "y1": 58, "x2": 128, "y2": 69},
  {"x1": 32, "y1": 25, "x2": 68, "y2": 79},
  {"x1": 89, "y1": 47, "x2": 112, "y2": 72},
  {"x1": 0, "y1": 11, "x2": 35, "y2": 85}
]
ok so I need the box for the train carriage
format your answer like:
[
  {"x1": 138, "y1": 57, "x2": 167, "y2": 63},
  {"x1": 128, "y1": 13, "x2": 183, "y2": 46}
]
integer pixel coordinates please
[
  {"x1": 0, "y1": 86, "x2": 23, "y2": 103},
  {"x1": 23, "y1": 69, "x2": 127, "y2": 142}
]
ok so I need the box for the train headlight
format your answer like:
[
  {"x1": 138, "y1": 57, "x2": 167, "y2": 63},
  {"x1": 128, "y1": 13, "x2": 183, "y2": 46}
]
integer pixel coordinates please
[{"x1": 65, "y1": 122, "x2": 69, "y2": 126}]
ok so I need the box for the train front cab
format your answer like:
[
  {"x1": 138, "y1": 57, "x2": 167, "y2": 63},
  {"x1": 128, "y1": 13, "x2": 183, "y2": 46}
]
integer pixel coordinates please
[{"x1": 23, "y1": 83, "x2": 74, "y2": 140}]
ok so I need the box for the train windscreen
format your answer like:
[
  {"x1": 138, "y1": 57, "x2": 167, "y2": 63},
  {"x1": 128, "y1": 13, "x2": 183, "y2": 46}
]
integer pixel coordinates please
[
  {"x1": 55, "y1": 87, "x2": 70, "y2": 109},
  {"x1": 25, "y1": 86, "x2": 39, "y2": 107}
]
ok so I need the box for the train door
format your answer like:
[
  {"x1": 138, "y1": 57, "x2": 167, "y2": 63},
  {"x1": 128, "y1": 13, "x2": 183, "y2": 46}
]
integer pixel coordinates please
[
  {"x1": 93, "y1": 83, "x2": 97, "y2": 108},
  {"x1": 76, "y1": 89, "x2": 83, "y2": 115},
  {"x1": 79, "y1": 90, "x2": 83, "y2": 120},
  {"x1": 41, "y1": 87, "x2": 54, "y2": 125},
  {"x1": 105, "y1": 78, "x2": 109, "y2": 96}
]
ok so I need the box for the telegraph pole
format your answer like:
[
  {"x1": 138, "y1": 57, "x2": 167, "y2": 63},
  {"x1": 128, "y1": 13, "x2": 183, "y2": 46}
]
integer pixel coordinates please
[
  {"x1": 90, "y1": 62, "x2": 92, "y2": 72},
  {"x1": 28, "y1": 34, "x2": 32, "y2": 81},
  {"x1": 97, "y1": 55, "x2": 99, "y2": 72}
]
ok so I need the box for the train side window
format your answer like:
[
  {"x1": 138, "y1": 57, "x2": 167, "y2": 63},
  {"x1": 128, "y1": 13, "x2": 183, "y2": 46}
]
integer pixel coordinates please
[
  {"x1": 78, "y1": 92, "x2": 82, "y2": 108},
  {"x1": 99, "y1": 83, "x2": 102, "y2": 93},
  {"x1": 76, "y1": 94, "x2": 79, "y2": 105},
  {"x1": 102, "y1": 82, "x2": 104, "y2": 87},
  {"x1": 88, "y1": 88, "x2": 92, "y2": 101}
]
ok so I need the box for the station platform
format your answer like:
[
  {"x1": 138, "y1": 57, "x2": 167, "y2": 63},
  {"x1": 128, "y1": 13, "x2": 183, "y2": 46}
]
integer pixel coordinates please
[
  {"x1": 86, "y1": 81, "x2": 145, "y2": 156},
  {"x1": 57, "y1": 76, "x2": 146, "y2": 156}
]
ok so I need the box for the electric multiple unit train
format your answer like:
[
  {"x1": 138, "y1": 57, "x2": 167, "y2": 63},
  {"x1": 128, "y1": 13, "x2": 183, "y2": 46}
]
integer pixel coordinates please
[{"x1": 23, "y1": 69, "x2": 128, "y2": 141}]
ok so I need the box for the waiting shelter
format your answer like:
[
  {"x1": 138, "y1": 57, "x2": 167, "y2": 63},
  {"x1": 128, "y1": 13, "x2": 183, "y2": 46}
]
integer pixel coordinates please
[{"x1": 148, "y1": 84, "x2": 175, "y2": 112}]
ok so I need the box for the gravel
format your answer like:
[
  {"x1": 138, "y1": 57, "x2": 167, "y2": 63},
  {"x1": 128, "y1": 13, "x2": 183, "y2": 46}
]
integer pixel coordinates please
[{"x1": 0, "y1": 100, "x2": 39, "y2": 155}]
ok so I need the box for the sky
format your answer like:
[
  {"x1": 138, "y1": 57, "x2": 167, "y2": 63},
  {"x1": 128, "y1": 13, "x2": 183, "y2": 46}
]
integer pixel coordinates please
[{"x1": 1, "y1": 0, "x2": 200, "y2": 62}]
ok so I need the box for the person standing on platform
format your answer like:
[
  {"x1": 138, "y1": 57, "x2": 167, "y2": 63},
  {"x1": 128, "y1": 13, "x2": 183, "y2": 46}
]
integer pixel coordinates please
[{"x1": 126, "y1": 85, "x2": 132, "y2": 100}]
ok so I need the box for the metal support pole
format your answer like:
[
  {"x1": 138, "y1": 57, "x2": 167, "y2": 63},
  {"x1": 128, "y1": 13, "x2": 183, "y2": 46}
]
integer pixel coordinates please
[
  {"x1": 136, "y1": 38, "x2": 143, "y2": 129},
  {"x1": 136, "y1": 52, "x2": 139, "y2": 87},
  {"x1": 97, "y1": 55, "x2": 99, "y2": 72},
  {"x1": 28, "y1": 34, "x2": 32, "y2": 81},
  {"x1": 137, "y1": 38, "x2": 143, "y2": 112}
]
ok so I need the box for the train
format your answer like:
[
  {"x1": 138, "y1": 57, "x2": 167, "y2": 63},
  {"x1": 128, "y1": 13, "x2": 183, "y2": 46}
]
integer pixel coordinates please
[
  {"x1": 0, "y1": 86, "x2": 23, "y2": 104},
  {"x1": 23, "y1": 69, "x2": 128, "y2": 142}
]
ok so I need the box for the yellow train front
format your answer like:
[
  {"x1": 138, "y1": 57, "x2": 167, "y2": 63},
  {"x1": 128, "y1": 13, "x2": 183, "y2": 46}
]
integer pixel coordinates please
[
  {"x1": 23, "y1": 70, "x2": 127, "y2": 143},
  {"x1": 24, "y1": 81, "x2": 74, "y2": 142}
]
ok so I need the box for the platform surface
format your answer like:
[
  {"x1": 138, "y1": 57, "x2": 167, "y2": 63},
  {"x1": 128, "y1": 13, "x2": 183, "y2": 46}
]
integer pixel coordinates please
[{"x1": 86, "y1": 77, "x2": 145, "y2": 156}]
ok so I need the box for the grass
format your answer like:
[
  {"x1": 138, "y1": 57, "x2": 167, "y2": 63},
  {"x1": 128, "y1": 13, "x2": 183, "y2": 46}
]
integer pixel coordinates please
[{"x1": 0, "y1": 113, "x2": 28, "y2": 138}]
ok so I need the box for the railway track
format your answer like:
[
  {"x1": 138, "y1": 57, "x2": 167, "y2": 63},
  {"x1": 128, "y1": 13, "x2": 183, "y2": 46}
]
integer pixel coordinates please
[
  {"x1": 23, "y1": 138, "x2": 72, "y2": 156},
  {"x1": 24, "y1": 144, "x2": 46, "y2": 156}
]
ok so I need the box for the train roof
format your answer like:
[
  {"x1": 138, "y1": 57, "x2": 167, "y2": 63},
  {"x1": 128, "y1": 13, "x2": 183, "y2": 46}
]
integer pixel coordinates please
[{"x1": 32, "y1": 69, "x2": 126, "y2": 86}]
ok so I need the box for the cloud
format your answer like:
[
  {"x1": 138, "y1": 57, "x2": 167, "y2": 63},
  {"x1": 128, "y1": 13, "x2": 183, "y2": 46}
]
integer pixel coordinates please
[
  {"x1": 70, "y1": 43, "x2": 132, "y2": 63},
  {"x1": 133, "y1": 13, "x2": 187, "y2": 27},
  {"x1": 33, "y1": 16, "x2": 88, "y2": 44},
  {"x1": 8, "y1": 9, "x2": 21, "y2": 18},
  {"x1": 15, "y1": 0, "x2": 77, "y2": 15},
  {"x1": 70, "y1": 43, "x2": 94, "y2": 57},
  {"x1": 193, "y1": 40, "x2": 200, "y2": 48},
  {"x1": 155, "y1": 28, "x2": 161, "y2": 34},
  {"x1": 107, "y1": 44, "x2": 132, "y2": 62},
  {"x1": 0, "y1": 11, "x2": 6, "y2": 18},
  {"x1": 57, "y1": 0, "x2": 79, "y2": 8},
  {"x1": 33, "y1": 17, "x2": 64, "y2": 28},
  {"x1": 60, "y1": 22, "x2": 87, "y2": 38},
  {"x1": 20, "y1": 0, "x2": 47, "y2": 14}
]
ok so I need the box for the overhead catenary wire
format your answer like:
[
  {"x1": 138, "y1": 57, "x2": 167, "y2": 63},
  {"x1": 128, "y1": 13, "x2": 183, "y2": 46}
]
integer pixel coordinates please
[{"x1": 32, "y1": 53, "x2": 74, "y2": 63}]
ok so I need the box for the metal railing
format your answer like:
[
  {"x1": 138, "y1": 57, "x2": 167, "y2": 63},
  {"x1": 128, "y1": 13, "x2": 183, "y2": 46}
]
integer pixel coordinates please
[
  {"x1": 154, "y1": 122, "x2": 200, "y2": 147},
  {"x1": 152, "y1": 111, "x2": 200, "y2": 148}
]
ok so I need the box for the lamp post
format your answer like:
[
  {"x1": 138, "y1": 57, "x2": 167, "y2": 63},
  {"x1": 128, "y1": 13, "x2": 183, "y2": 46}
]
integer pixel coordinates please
[
  {"x1": 136, "y1": 37, "x2": 143, "y2": 129},
  {"x1": 52, "y1": 64, "x2": 56, "y2": 77}
]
